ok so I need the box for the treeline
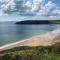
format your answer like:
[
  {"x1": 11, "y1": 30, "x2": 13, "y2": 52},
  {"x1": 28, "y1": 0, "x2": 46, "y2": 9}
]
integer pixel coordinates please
[{"x1": 0, "y1": 43, "x2": 60, "y2": 60}]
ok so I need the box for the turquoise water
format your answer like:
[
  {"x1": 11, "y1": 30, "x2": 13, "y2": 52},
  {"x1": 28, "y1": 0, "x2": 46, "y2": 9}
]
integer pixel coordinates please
[{"x1": 0, "y1": 22, "x2": 59, "y2": 46}]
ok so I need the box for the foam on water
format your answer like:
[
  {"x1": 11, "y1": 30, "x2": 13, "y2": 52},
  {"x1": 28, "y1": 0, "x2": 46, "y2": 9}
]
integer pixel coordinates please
[{"x1": 52, "y1": 29, "x2": 60, "y2": 36}]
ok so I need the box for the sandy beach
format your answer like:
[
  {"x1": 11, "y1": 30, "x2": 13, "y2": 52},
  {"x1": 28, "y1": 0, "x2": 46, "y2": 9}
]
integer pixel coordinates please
[{"x1": 0, "y1": 29, "x2": 60, "y2": 51}]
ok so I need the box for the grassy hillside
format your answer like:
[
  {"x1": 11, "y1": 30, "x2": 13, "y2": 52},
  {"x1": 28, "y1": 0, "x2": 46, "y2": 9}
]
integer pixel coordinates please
[
  {"x1": 49, "y1": 20, "x2": 60, "y2": 24},
  {"x1": 0, "y1": 43, "x2": 60, "y2": 60}
]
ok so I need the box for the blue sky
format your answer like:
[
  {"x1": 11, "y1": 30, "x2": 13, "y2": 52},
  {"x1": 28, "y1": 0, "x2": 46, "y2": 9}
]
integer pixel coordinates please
[
  {"x1": 0, "y1": 0, "x2": 60, "y2": 21},
  {"x1": 51, "y1": 0, "x2": 60, "y2": 6},
  {"x1": 45, "y1": 0, "x2": 60, "y2": 6}
]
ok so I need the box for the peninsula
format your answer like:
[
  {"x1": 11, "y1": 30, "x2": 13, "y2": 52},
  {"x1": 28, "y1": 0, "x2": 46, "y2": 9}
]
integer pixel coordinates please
[{"x1": 15, "y1": 20, "x2": 60, "y2": 24}]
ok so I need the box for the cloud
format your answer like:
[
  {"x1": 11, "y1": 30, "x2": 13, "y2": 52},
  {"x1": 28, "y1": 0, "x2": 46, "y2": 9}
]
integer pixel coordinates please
[
  {"x1": 31, "y1": 0, "x2": 44, "y2": 12},
  {"x1": 37, "y1": 1, "x2": 59, "y2": 16},
  {"x1": 0, "y1": 0, "x2": 44, "y2": 15},
  {"x1": 0, "y1": 0, "x2": 60, "y2": 17},
  {"x1": 1, "y1": 0, "x2": 16, "y2": 11}
]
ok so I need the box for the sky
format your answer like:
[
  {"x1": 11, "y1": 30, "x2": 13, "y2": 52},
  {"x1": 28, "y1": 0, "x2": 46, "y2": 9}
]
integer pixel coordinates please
[{"x1": 0, "y1": 0, "x2": 60, "y2": 21}]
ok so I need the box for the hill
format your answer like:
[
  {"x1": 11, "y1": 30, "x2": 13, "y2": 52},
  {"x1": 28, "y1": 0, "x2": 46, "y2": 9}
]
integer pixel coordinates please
[{"x1": 15, "y1": 20, "x2": 60, "y2": 24}]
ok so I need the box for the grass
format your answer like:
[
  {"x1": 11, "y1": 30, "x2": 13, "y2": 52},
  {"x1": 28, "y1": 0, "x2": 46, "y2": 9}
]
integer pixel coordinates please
[
  {"x1": 0, "y1": 43, "x2": 60, "y2": 60},
  {"x1": 49, "y1": 20, "x2": 60, "y2": 24}
]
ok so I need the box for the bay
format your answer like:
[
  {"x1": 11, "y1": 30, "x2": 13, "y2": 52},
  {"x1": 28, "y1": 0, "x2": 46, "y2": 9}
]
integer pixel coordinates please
[{"x1": 0, "y1": 22, "x2": 59, "y2": 46}]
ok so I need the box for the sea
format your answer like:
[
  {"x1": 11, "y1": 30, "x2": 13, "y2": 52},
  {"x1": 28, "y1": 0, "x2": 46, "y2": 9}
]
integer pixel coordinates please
[{"x1": 0, "y1": 21, "x2": 60, "y2": 46}]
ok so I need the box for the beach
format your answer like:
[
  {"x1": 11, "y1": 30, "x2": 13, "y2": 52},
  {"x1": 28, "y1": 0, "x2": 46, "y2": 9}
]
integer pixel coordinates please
[
  {"x1": 0, "y1": 29, "x2": 60, "y2": 51},
  {"x1": 0, "y1": 22, "x2": 54, "y2": 46}
]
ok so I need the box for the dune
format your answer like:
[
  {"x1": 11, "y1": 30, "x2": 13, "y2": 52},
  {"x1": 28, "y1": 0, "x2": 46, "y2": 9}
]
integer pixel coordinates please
[{"x1": 0, "y1": 29, "x2": 60, "y2": 51}]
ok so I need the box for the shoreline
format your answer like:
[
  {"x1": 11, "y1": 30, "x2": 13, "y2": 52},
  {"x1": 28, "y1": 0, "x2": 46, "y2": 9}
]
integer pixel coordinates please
[
  {"x1": 0, "y1": 33, "x2": 45, "y2": 51},
  {"x1": 0, "y1": 38, "x2": 31, "y2": 51},
  {"x1": 0, "y1": 29, "x2": 60, "y2": 51}
]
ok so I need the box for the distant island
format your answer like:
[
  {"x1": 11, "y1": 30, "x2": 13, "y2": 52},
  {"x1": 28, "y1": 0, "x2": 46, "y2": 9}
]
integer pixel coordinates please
[{"x1": 15, "y1": 20, "x2": 60, "y2": 24}]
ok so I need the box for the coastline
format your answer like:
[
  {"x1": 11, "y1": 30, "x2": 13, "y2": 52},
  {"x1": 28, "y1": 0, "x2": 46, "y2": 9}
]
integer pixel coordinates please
[
  {"x1": 0, "y1": 29, "x2": 60, "y2": 51},
  {"x1": 0, "y1": 39, "x2": 31, "y2": 51}
]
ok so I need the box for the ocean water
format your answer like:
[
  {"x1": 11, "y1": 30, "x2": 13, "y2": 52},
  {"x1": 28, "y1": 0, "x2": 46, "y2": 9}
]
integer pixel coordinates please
[{"x1": 0, "y1": 22, "x2": 59, "y2": 46}]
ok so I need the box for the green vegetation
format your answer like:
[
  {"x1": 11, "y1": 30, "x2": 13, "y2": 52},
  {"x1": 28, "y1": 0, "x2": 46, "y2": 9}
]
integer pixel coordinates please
[
  {"x1": 15, "y1": 20, "x2": 60, "y2": 24},
  {"x1": 0, "y1": 43, "x2": 60, "y2": 60},
  {"x1": 49, "y1": 20, "x2": 60, "y2": 24}
]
